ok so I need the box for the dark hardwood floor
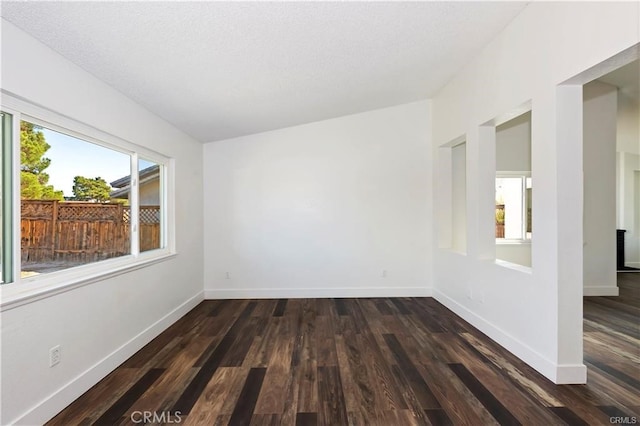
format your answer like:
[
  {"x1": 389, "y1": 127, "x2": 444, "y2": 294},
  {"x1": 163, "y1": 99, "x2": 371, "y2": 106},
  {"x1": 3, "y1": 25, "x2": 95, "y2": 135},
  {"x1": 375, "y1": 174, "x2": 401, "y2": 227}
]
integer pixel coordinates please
[{"x1": 49, "y1": 274, "x2": 640, "y2": 425}]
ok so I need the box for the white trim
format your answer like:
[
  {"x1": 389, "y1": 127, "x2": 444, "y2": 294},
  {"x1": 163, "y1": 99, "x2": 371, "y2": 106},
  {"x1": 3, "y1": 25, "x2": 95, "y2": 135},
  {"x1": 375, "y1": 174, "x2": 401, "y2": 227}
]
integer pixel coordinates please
[
  {"x1": 1, "y1": 90, "x2": 167, "y2": 162},
  {"x1": 494, "y1": 259, "x2": 533, "y2": 274},
  {"x1": 130, "y1": 153, "x2": 140, "y2": 256},
  {"x1": 583, "y1": 286, "x2": 620, "y2": 296},
  {"x1": 204, "y1": 286, "x2": 432, "y2": 299},
  {"x1": 555, "y1": 364, "x2": 588, "y2": 385},
  {"x1": 495, "y1": 239, "x2": 532, "y2": 245},
  {"x1": 433, "y1": 289, "x2": 586, "y2": 384},
  {"x1": 8, "y1": 291, "x2": 204, "y2": 426},
  {"x1": 0, "y1": 252, "x2": 176, "y2": 312}
]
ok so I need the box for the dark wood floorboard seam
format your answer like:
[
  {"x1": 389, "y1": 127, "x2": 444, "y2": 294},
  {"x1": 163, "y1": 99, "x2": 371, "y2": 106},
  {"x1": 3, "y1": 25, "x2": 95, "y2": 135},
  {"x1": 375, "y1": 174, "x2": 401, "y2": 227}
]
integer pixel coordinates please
[
  {"x1": 585, "y1": 358, "x2": 640, "y2": 391},
  {"x1": 548, "y1": 406, "x2": 589, "y2": 426},
  {"x1": 273, "y1": 299, "x2": 288, "y2": 317},
  {"x1": 383, "y1": 333, "x2": 441, "y2": 409},
  {"x1": 295, "y1": 412, "x2": 318, "y2": 426},
  {"x1": 93, "y1": 368, "x2": 164, "y2": 425},
  {"x1": 425, "y1": 408, "x2": 453, "y2": 425},
  {"x1": 171, "y1": 301, "x2": 257, "y2": 414},
  {"x1": 448, "y1": 363, "x2": 521, "y2": 426},
  {"x1": 228, "y1": 367, "x2": 267, "y2": 426}
]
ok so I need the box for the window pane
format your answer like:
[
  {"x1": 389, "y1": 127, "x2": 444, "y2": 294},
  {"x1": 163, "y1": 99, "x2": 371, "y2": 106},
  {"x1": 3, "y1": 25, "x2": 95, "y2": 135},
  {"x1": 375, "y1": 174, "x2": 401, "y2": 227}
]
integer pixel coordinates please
[
  {"x1": 138, "y1": 158, "x2": 162, "y2": 252},
  {"x1": 20, "y1": 121, "x2": 130, "y2": 277},
  {"x1": 1, "y1": 112, "x2": 14, "y2": 284}
]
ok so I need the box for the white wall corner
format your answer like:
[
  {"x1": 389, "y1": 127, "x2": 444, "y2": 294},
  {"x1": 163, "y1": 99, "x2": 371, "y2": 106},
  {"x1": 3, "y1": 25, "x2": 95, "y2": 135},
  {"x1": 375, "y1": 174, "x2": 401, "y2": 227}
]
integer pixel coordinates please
[{"x1": 10, "y1": 291, "x2": 204, "y2": 426}]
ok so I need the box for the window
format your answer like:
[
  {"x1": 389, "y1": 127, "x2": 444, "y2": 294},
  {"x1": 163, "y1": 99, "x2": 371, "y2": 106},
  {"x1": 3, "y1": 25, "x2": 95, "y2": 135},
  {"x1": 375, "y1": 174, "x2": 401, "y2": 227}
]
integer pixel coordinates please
[
  {"x1": 20, "y1": 121, "x2": 133, "y2": 277},
  {"x1": 0, "y1": 96, "x2": 172, "y2": 294},
  {"x1": 495, "y1": 174, "x2": 532, "y2": 240}
]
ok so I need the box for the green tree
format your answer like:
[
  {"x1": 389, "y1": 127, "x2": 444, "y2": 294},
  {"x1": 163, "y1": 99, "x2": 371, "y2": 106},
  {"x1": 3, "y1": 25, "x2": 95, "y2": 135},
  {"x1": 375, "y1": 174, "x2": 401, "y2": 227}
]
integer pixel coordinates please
[
  {"x1": 20, "y1": 122, "x2": 63, "y2": 200},
  {"x1": 72, "y1": 176, "x2": 112, "y2": 202}
]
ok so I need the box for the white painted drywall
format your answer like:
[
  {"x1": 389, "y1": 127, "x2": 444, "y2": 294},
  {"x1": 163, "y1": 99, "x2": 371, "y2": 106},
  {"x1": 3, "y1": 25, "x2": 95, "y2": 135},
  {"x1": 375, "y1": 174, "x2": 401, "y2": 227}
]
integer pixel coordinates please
[
  {"x1": 583, "y1": 81, "x2": 618, "y2": 294},
  {"x1": 617, "y1": 93, "x2": 640, "y2": 155},
  {"x1": 0, "y1": 20, "x2": 204, "y2": 425},
  {"x1": 618, "y1": 152, "x2": 640, "y2": 267},
  {"x1": 616, "y1": 91, "x2": 640, "y2": 267},
  {"x1": 496, "y1": 111, "x2": 532, "y2": 172},
  {"x1": 452, "y1": 142, "x2": 467, "y2": 252},
  {"x1": 203, "y1": 101, "x2": 432, "y2": 299},
  {"x1": 432, "y1": 2, "x2": 638, "y2": 384}
]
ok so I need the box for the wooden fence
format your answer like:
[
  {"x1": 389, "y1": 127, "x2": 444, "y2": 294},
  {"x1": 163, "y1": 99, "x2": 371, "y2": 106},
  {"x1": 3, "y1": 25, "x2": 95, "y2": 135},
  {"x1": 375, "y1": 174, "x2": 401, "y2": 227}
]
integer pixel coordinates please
[
  {"x1": 21, "y1": 200, "x2": 160, "y2": 264},
  {"x1": 495, "y1": 204, "x2": 505, "y2": 238}
]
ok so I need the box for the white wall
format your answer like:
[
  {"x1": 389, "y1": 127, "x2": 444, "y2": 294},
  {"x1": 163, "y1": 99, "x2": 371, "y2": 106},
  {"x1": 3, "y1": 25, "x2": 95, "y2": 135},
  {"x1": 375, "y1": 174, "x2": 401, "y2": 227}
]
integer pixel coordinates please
[
  {"x1": 0, "y1": 20, "x2": 204, "y2": 425},
  {"x1": 617, "y1": 92, "x2": 640, "y2": 155},
  {"x1": 432, "y1": 2, "x2": 638, "y2": 384},
  {"x1": 583, "y1": 81, "x2": 618, "y2": 294},
  {"x1": 616, "y1": 90, "x2": 640, "y2": 267},
  {"x1": 496, "y1": 111, "x2": 531, "y2": 172},
  {"x1": 618, "y1": 153, "x2": 640, "y2": 267},
  {"x1": 203, "y1": 101, "x2": 431, "y2": 299},
  {"x1": 451, "y1": 142, "x2": 467, "y2": 252}
]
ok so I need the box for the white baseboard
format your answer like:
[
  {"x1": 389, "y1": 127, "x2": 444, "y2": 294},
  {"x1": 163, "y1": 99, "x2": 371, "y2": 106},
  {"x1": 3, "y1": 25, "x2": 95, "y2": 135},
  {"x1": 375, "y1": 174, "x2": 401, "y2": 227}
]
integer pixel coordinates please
[
  {"x1": 433, "y1": 289, "x2": 586, "y2": 385},
  {"x1": 624, "y1": 261, "x2": 640, "y2": 268},
  {"x1": 555, "y1": 364, "x2": 587, "y2": 384},
  {"x1": 13, "y1": 291, "x2": 204, "y2": 426},
  {"x1": 584, "y1": 286, "x2": 619, "y2": 296},
  {"x1": 204, "y1": 286, "x2": 432, "y2": 299}
]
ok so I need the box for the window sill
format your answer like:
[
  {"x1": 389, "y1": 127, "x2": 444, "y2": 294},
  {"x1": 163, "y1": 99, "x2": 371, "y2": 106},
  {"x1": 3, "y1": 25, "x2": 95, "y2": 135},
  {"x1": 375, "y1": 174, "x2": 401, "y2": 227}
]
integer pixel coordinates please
[
  {"x1": 495, "y1": 259, "x2": 532, "y2": 274},
  {"x1": 0, "y1": 251, "x2": 176, "y2": 312},
  {"x1": 496, "y1": 239, "x2": 532, "y2": 245}
]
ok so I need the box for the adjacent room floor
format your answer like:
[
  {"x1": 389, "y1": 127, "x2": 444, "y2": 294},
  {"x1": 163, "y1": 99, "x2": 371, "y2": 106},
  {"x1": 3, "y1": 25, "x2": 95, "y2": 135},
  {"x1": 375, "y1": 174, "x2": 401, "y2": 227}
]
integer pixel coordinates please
[{"x1": 49, "y1": 274, "x2": 639, "y2": 425}]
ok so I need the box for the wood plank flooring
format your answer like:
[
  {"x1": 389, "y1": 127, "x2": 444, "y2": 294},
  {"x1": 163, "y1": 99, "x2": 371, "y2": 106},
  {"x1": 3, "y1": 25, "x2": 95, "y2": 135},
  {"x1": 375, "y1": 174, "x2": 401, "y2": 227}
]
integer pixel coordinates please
[{"x1": 49, "y1": 274, "x2": 640, "y2": 425}]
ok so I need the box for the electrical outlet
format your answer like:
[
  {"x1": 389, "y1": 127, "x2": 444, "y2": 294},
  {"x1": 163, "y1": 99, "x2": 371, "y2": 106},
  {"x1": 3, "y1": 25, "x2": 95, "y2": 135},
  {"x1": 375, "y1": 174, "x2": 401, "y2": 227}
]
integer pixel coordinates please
[
  {"x1": 381, "y1": 270, "x2": 387, "y2": 278},
  {"x1": 225, "y1": 272, "x2": 230, "y2": 279},
  {"x1": 49, "y1": 345, "x2": 61, "y2": 367},
  {"x1": 467, "y1": 288, "x2": 473, "y2": 300}
]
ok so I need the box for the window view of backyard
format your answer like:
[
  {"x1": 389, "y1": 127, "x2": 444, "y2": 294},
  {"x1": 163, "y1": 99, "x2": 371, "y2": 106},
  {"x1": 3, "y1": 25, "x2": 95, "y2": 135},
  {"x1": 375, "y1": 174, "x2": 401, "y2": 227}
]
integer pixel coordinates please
[{"x1": 19, "y1": 121, "x2": 162, "y2": 278}]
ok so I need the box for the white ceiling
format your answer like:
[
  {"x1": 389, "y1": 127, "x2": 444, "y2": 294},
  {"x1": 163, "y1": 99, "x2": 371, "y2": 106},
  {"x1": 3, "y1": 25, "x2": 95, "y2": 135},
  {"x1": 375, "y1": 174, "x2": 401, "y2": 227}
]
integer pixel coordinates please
[{"x1": 1, "y1": 2, "x2": 527, "y2": 143}]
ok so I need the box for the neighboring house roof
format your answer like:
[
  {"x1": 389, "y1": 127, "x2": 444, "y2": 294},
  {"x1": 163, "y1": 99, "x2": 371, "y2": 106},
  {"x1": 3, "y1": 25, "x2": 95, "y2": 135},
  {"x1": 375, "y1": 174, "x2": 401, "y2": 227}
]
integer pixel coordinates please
[{"x1": 110, "y1": 165, "x2": 159, "y2": 199}]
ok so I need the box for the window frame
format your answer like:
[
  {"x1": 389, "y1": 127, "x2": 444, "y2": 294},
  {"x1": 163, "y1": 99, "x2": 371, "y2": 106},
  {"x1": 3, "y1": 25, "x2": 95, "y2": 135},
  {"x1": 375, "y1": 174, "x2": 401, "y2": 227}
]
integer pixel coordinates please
[
  {"x1": 495, "y1": 171, "x2": 532, "y2": 244},
  {"x1": 1, "y1": 109, "x2": 19, "y2": 284},
  {"x1": 0, "y1": 93, "x2": 176, "y2": 311}
]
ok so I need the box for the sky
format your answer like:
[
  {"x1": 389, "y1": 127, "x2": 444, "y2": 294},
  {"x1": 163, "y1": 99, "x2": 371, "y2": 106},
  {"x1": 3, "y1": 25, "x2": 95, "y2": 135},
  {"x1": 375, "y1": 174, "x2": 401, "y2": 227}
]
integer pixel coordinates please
[{"x1": 42, "y1": 128, "x2": 155, "y2": 198}]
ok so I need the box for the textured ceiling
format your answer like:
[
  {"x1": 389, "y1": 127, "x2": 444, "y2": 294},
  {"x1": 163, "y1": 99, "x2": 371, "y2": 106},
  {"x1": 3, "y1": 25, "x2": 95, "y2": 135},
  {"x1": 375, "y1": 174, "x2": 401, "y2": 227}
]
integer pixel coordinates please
[{"x1": 1, "y1": 2, "x2": 527, "y2": 143}]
